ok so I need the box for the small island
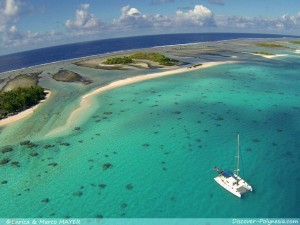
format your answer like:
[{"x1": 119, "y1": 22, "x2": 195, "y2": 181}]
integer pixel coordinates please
[
  {"x1": 290, "y1": 40, "x2": 300, "y2": 45},
  {"x1": 252, "y1": 51, "x2": 275, "y2": 56},
  {"x1": 256, "y1": 43, "x2": 289, "y2": 48},
  {"x1": 102, "y1": 56, "x2": 133, "y2": 65},
  {"x1": 129, "y1": 52, "x2": 179, "y2": 66},
  {"x1": 0, "y1": 86, "x2": 46, "y2": 120},
  {"x1": 75, "y1": 52, "x2": 181, "y2": 70},
  {"x1": 0, "y1": 71, "x2": 52, "y2": 123}
]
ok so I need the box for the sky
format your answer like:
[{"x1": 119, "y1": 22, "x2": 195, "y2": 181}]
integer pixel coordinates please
[{"x1": 0, "y1": 0, "x2": 300, "y2": 55}]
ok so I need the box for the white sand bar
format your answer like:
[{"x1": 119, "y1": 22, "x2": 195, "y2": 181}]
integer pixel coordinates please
[
  {"x1": 0, "y1": 90, "x2": 51, "y2": 127},
  {"x1": 47, "y1": 61, "x2": 236, "y2": 137},
  {"x1": 249, "y1": 53, "x2": 288, "y2": 58}
]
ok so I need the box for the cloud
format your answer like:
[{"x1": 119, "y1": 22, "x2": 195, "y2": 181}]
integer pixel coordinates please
[
  {"x1": 2, "y1": 24, "x2": 62, "y2": 48},
  {"x1": 280, "y1": 12, "x2": 300, "y2": 28},
  {"x1": 2, "y1": 2, "x2": 300, "y2": 55},
  {"x1": 113, "y1": 5, "x2": 153, "y2": 29},
  {"x1": 217, "y1": 16, "x2": 276, "y2": 30},
  {"x1": 175, "y1": 5, "x2": 215, "y2": 27},
  {"x1": 0, "y1": 0, "x2": 22, "y2": 47},
  {"x1": 0, "y1": 0, "x2": 20, "y2": 32},
  {"x1": 113, "y1": 4, "x2": 215, "y2": 30},
  {"x1": 206, "y1": 0, "x2": 224, "y2": 6},
  {"x1": 112, "y1": 4, "x2": 299, "y2": 34},
  {"x1": 152, "y1": 14, "x2": 173, "y2": 28},
  {"x1": 2, "y1": 0, "x2": 19, "y2": 16},
  {"x1": 65, "y1": 4, "x2": 100, "y2": 30},
  {"x1": 216, "y1": 12, "x2": 300, "y2": 32},
  {"x1": 0, "y1": 0, "x2": 64, "y2": 51},
  {"x1": 3, "y1": 25, "x2": 37, "y2": 47}
]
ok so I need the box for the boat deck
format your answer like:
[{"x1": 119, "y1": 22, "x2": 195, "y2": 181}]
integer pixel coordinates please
[{"x1": 214, "y1": 174, "x2": 252, "y2": 198}]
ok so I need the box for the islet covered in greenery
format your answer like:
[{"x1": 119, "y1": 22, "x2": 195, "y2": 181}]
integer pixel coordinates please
[
  {"x1": 289, "y1": 40, "x2": 300, "y2": 45},
  {"x1": 102, "y1": 56, "x2": 133, "y2": 65},
  {"x1": 253, "y1": 51, "x2": 275, "y2": 55},
  {"x1": 0, "y1": 86, "x2": 46, "y2": 120},
  {"x1": 103, "y1": 52, "x2": 178, "y2": 66},
  {"x1": 256, "y1": 43, "x2": 289, "y2": 48},
  {"x1": 129, "y1": 52, "x2": 178, "y2": 66}
]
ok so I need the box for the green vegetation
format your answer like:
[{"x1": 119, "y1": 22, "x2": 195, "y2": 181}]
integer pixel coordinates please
[
  {"x1": 253, "y1": 51, "x2": 275, "y2": 55},
  {"x1": 256, "y1": 43, "x2": 289, "y2": 48},
  {"x1": 129, "y1": 52, "x2": 178, "y2": 66},
  {"x1": 102, "y1": 52, "x2": 178, "y2": 66},
  {"x1": 102, "y1": 56, "x2": 133, "y2": 65},
  {"x1": 0, "y1": 86, "x2": 46, "y2": 119},
  {"x1": 289, "y1": 40, "x2": 300, "y2": 45}
]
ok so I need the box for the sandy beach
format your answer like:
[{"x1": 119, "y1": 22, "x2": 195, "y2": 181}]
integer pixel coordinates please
[
  {"x1": 46, "y1": 61, "x2": 236, "y2": 136},
  {"x1": 250, "y1": 53, "x2": 288, "y2": 58},
  {"x1": 0, "y1": 90, "x2": 51, "y2": 127}
]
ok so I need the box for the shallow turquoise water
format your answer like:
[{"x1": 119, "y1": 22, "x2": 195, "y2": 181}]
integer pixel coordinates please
[{"x1": 1, "y1": 57, "x2": 300, "y2": 218}]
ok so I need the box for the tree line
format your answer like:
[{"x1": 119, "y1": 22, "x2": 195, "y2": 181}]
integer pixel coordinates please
[
  {"x1": 102, "y1": 52, "x2": 179, "y2": 66},
  {"x1": 0, "y1": 86, "x2": 46, "y2": 119}
]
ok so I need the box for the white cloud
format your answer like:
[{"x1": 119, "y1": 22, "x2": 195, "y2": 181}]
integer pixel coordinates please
[
  {"x1": 2, "y1": 24, "x2": 63, "y2": 49},
  {"x1": 2, "y1": 0, "x2": 19, "y2": 16},
  {"x1": 113, "y1": 5, "x2": 153, "y2": 29},
  {"x1": 216, "y1": 12, "x2": 300, "y2": 32},
  {"x1": 95, "y1": 4, "x2": 300, "y2": 37},
  {"x1": 65, "y1": 4, "x2": 99, "y2": 30},
  {"x1": 175, "y1": 5, "x2": 215, "y2": 27},
  {"x1": 0, "y1": 0, "x2": 64, "y2": 52},
  {"x1": 3, "y1": 25, "x2": 36, "y2": 47},
  {"x1": 280, "y1": 12, "x2": 300, "y2": 28},
  {"x1": 9, "y1": 24, "x2": 17, "y2": 32},
  {"x1": 152, "y1": 14, "x2": 173, "y2": 28},
  {"x1": 0, "y1": 0, "x2": 22, "y2": 47},
  {"x1": 0, "y1": 0, "x2": 20, "y2": 32},
  {"x1": 113, "y1": 4, "x2": 215, "y2": 30}
]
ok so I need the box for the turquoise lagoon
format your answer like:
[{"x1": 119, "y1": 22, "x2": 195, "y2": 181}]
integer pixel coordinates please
[{"x1": 0, "y1": 54, "x2": 300, "y2": 218}]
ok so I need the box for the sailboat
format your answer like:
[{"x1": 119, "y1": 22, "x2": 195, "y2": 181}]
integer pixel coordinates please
[{"x1": 213, "y1": 133, "x2": 253, "y2": 198}]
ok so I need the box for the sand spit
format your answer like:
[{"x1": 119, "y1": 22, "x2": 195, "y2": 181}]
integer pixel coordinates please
[
  {"x1": 0, "y1": 90, "x2": 51, "y2": 127},
  {"x1": 249, "y1": 53, "x2": 288, "y2": 58},
  {"x1": 46, "y1": 61, "x2": 236, "y2": 137}
]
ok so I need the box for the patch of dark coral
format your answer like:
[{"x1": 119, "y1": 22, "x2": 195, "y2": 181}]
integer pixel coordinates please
[
  {"x1": 52, "y1": 70, "x2": 92, "y2": 85},
  {"x1": 41, "y1": 198, "x2": 50, "y2": 203},
  {"x1": 103, "y1": 163, "x2": 113, "y2": 171},
  {"x1": 125, "y1": 184, "x2": 133, "y2": 190},
  {"x1": 11, "y1": 161, "x2": 20, "y2": 167},
  {"x1": 72, "y1": 191, "x2": 83, "y2": 197},
  {"x1": 1, "y1": 147, "x2": 13, "y2": 154},
  {"x1": 0, "y1": 158, "x2": 10, "y2": 165}
]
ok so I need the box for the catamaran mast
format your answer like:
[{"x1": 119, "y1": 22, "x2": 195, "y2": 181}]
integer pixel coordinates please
[{"x1": 235, "y1": 133, "x2": 240, "y2": 176}]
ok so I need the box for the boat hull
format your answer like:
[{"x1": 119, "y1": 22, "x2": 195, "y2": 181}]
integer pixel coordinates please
[{"x1": 214, "y1": 177, "x2": 241, "y2": 198}]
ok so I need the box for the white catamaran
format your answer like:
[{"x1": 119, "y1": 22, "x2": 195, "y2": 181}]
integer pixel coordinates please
[{"x1": 214, "y1": 133, "x2": 253, "y2": 198}]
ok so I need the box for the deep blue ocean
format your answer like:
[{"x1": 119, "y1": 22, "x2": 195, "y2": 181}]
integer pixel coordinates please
[{"x1": 0, "y1": 33, "x2": 297, "y2": 73}]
